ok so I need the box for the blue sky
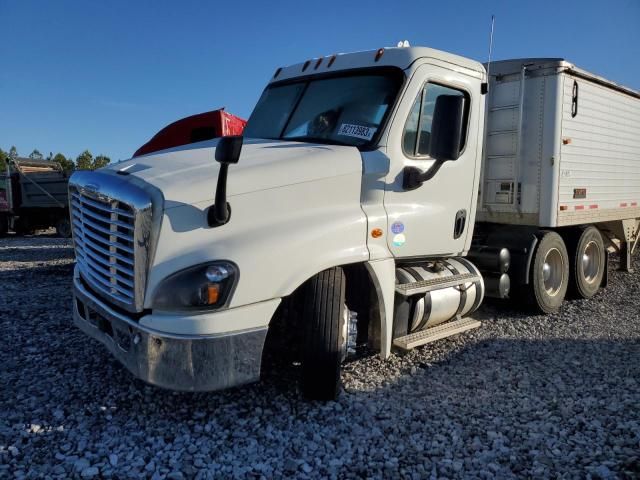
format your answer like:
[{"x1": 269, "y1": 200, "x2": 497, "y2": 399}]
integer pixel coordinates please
[{"x1": 1, "y1": 0, "x2": 638, "y2": 162}]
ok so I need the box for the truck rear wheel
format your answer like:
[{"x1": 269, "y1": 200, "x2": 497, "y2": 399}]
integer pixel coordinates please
[
  {"x1": 568, "y1": 226, "x2": 605, "y2": 299},
  {"x1": 526, "y1": 231, "x2": 569, "y2": 314},
  {"x1": 301, "y1": 267, "x2": 346, "y2": 401}
]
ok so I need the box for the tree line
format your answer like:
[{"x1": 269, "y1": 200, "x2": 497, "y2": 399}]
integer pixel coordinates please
[{"x1": 0, "y1": 146, "x2": 111, "y2": 172}]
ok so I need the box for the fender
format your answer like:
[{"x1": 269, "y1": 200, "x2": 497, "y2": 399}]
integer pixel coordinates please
[{"x1": 147, "y1": 171, "x2": 369, "y2": 310}]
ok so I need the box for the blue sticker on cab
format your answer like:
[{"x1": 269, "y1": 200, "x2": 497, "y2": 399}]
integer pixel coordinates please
[{"x1": 391, "y1": 222, "x2": 404, "y2": 234}]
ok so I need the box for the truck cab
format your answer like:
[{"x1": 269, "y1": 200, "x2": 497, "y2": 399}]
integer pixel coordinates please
[{"x1": 70, "y1": 46, "x2": 490, "y2": 399}]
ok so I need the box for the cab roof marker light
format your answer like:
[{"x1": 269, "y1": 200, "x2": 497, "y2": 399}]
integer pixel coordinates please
[
  {"x1": 302, "y1": 60, "x2": 311, "y2": 72},
  {"x1": 314, "y1": 57, "x2": 323, "y2": 70},
  {"x1": 374, "y1": 48, "x2": 384, "y2": 62},
  {"x1": 327, "y1": 55, "x2": 337, "y2": 68}
]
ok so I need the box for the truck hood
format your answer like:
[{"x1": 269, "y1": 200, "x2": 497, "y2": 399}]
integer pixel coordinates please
[{"x1": 108, "y1": 138, "x2": 363, "y2": 208}]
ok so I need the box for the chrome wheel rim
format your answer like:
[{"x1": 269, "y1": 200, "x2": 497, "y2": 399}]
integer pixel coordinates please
[
  {"x1": 582, "y1": 240, "x2": 601, "y2": 284},
  {"x1": 543, "y1": 248, "x2": 564, "y2": 296},
  {"x1": 341, "y1": 307, "x2": 357, "y2": 361}
]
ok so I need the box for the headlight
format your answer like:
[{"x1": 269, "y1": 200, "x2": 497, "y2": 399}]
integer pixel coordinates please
[{"x1": 152, "y1": 261, "x2": 238, "y2": 312}]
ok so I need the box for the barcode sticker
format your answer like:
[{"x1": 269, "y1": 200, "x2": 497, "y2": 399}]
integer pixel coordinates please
[{"x1": 337, "y1": 123, "x2": 376, "y2": 141}]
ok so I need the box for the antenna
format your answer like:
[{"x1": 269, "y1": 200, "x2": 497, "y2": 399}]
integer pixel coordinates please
[{"x1": 481, "y1": 15, "x2": 495, "y2": 95}]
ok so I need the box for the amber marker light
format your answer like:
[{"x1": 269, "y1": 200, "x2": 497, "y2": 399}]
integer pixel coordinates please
[
  {"x1": 371, "y1": 228, "x2": 384, "y2": 238},
  {"x1": 206, "y1": 284, "x2": 220, "y2": 305}
]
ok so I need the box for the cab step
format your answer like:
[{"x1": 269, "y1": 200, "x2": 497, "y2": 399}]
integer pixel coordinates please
[
  {"x1": 395, "y1": 272, "x2": 482, "y2": 296},
  {"x1": 393, "y1": 317, "x2": 481, "y2": 351}
]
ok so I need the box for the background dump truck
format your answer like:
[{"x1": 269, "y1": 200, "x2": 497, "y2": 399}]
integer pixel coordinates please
[
  {"x1": 68, "y1": 46, "x2": 640, "y2": 400},
  {"x1": 1, "y1": 158, "x2": 71, "y2": 237}
]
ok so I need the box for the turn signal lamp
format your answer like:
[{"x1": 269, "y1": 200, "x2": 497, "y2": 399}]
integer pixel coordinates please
[{"x1": 205, "y1": 284, "x2": 220, "y2": 305}]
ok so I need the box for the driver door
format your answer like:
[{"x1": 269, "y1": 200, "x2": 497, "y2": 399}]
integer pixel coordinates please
[{"x1": 383, "y1": 63, "x2": 483, "y2": 259}]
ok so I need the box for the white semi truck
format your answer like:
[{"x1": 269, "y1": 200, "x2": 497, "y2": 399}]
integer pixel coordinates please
[{"x1": 69, "y1": 46, "x2": 640, "y2": 400}]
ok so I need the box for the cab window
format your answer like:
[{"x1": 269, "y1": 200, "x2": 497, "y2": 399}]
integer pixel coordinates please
[{"x1": 403, "y1": 83, "x2": 469, "y2": 157}]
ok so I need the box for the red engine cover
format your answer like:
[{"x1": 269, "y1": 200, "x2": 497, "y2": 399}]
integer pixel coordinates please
[{"x1": 133, "y1": 109, "x2": 247, "y2": 158}]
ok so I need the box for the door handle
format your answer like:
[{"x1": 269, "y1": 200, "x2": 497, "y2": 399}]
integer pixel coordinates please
[{"x1": 453, "y1": 209, "x2": 467, "y2": 239}]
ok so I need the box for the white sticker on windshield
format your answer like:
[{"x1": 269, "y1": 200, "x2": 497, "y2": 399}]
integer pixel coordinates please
[{"x1": 337, "y1": 123, "x2": 377, "y2": 141}]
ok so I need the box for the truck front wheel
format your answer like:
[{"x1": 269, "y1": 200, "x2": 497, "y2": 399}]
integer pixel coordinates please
[
  {"x1": 302, "y1": 267, "x2": 347, "y2": 401},
  {"x1": 567, "y1": 226, "x2": 605, "y2": 299},
  {"x1": 527, "y1": 231, "x2": 569, "y2": 314}
]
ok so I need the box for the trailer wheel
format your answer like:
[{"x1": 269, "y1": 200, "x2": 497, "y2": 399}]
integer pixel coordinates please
[
  {"x1": 13, "y1": 218, "x2": 34, "y2": 236},
  {"x1": 55, "y1": 217, "x2": 72, "y2": 238},
  {"x1": 527, "y1": 231, "x2": 569, "y2": 313},
  {"x1": 0, "y1": 215, "x2": 8, "y2": 236},
  {"x1": 301, "y1": 267, "x2": 346, "y2": 401},
  {"x1": 568, "y1": 226, "x2": 605, "y2": 299}
]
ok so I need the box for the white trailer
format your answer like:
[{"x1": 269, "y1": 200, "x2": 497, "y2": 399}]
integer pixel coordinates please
[
  {"x1": 474, "y1": 58, "x2": 640, "y2": 309},
  {"x1": 480, "y1": 58, "x2": 640, "y2": 267},
  {"x1": 68, "y1": 46, "x2": 640, "y2": 400}
]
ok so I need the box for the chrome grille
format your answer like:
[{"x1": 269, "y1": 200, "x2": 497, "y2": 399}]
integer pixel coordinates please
[
  {"x1": 69, "y1": 171, "x2": 154, "y2": 313},
  {"x1": 71, "y1": 191, "x2": 136, "y2": 305}
]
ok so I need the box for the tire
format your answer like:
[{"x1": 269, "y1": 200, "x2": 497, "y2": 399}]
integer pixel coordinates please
[
  {"x1": 567, "y1": 226, "x2": 605, "y2": 299},
  {"x1": 301, "y1": 267, "x2": 347, "y2": 401},
  {"x1": 0, "y1": 215, "x2": 8, "y2": 237},
  {"x1": 525, "y1": 231, "x2": 569, "y2": 314},
  {"x1": 13, "y1": 218, "x2": 32, "y2": 236},
  {"x1": 55, "y1": 217, "x2": 72, "y2": 238}
]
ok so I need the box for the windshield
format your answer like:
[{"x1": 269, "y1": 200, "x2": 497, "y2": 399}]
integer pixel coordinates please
[{"x1": 244, "y1": 68, "x2": 404, "y2": 147}]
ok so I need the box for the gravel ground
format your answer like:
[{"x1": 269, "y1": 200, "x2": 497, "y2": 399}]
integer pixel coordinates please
[{"x1": 1, "y1": 232, "x2": 639, "y2": 479}]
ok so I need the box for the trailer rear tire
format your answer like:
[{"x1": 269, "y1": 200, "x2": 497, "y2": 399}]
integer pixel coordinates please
[
  {"x1": 55, "y1": 217, "x2": 72, "y2": 238},
  {"x1": 301, "y1": 267, "x2": 346, "y2": 401},
  {"x1": 568, "y1": 226, "x2": 605, "y2": 299},
  {"x1": 526, "y1": 231, "x2": 569, "y2": 314},
  {"x1": 0, "y1": 214, "x2": 7, "y2": 236},
  {"x1": 13, "y1": 218, "x2": 34, "y2": 236}
]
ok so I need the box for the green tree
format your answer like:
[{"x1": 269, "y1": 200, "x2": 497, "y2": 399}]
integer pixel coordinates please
[
  {"x1": 29, "y1": 149, "x2": 43, "y2": 160},
  {"x1": 75, "y1": 150, "x2": 94, "y2": 170},
  {"x1": 93, "y1": 154, "x2": 111, "y2": 170},
  {"x1": 0, "y1": 148, "x2": 7, "y2": 172},
  {"x1": 53, "y1": 153, "x2": 75, "y2": 173},
  {"x1": 9, "y1": 146, "x2": 18, "y2": 160}
]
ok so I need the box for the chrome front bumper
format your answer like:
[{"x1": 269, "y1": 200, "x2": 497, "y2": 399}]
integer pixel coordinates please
[{"x1": 72, "y1": 275, "x2": 268, "y2": 392}]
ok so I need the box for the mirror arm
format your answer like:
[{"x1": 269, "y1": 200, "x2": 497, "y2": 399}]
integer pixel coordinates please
[
  {"x1": 207, "y1": 163, "x2": 231, "y2": 227},
  {"x1": 402, "y1": 162, "x2": 444, "y2": 191}
]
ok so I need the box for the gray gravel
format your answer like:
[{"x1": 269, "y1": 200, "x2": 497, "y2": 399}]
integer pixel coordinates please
[{"x1": 1, "y1": 232, "x2": 639, "y2": 479}]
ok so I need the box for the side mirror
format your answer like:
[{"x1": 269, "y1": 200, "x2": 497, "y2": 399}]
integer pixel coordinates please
[
  {"x1": 208, "y1": 136, "x2": 243, "y2": 227},
  {"x1": 430, "y1": 95, "x2": 465, "y2": 162},
  {"x1": 403, "y1": 95, "x2": 466, "y2": 191},
  {"x1": 215, "y1": 135, "x2": 243, "y2": 165}
]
